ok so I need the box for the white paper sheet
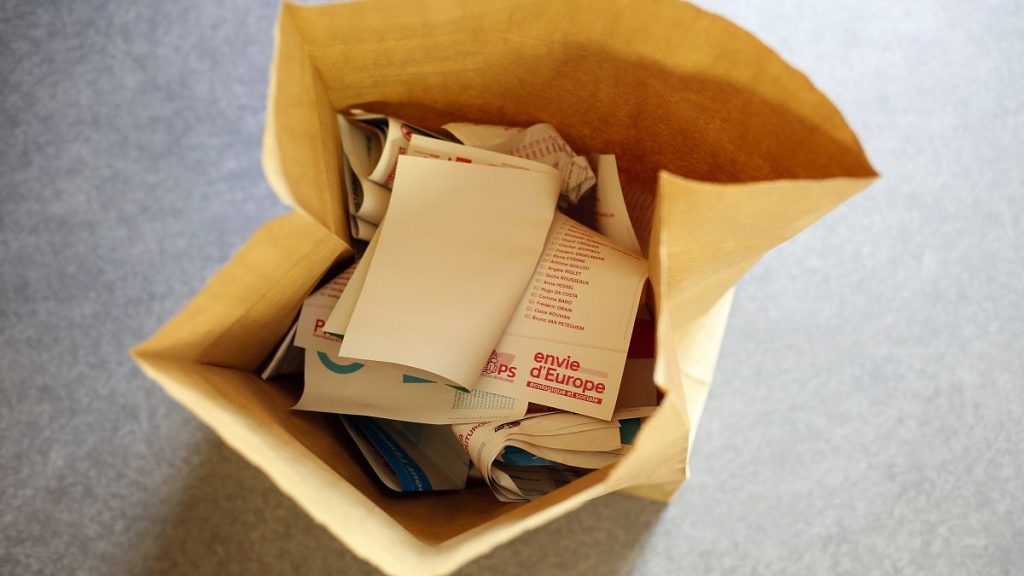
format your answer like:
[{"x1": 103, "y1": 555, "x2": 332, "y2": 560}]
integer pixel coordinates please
[{"x1": 338, "y1": 154, "x2": 561, "y2": 390}]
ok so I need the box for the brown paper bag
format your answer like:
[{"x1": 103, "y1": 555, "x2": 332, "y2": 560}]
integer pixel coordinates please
[{"x1": 132, "y1": 0, "x2": 876, "y2": 574}]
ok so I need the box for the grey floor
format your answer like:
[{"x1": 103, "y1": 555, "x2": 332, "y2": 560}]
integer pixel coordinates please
[{"x1": 2, "y1": 1, "x2": 1022, "y2": 574}]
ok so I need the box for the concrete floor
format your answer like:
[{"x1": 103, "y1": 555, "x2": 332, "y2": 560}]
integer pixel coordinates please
[{"x1": 2, "y1": 1, "x2": 1021, "y2": 574}]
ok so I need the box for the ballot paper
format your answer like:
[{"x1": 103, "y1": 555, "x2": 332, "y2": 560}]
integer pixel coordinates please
[
  {"x1": 452, "y1": 408, "x2": 653, "y2": 502},
  {"x1": 292, "y1": 266, "x2": 528, "y2": 424},
  {"x1": 340, "y1": 415, "x2": 470, "y2": 492},
  {"x1": 338, "y1": 154, "x2": 561, "y2": 390},
  {"x1": 444, "y1": 122, "x2": 596, "y2": 204},
  {"x1": 475, "y1": 212, "x2": 648, "y2": 420}
]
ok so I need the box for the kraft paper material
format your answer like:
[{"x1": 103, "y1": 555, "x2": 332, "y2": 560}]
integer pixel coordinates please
[{"x1": 132, "y1": 0, "x2": 876, "y2": 574}]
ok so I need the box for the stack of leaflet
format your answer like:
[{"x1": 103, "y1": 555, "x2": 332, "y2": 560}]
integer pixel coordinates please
[
  {"x1": 261, "y1": 113, "x2": 660, "y2": 500},
  {"x1": 337, "y1": 111, "x2": 448, "y2": 240}
]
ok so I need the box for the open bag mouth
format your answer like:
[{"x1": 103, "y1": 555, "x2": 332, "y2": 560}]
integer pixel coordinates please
[{"x1": 132, "y1": 0, "x2": 876, "y2": 573}]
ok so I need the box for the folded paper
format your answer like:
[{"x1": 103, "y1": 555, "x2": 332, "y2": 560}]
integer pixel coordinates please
[{"x1": 339, "y1": 155, "x2": 561, "y2": 390}]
